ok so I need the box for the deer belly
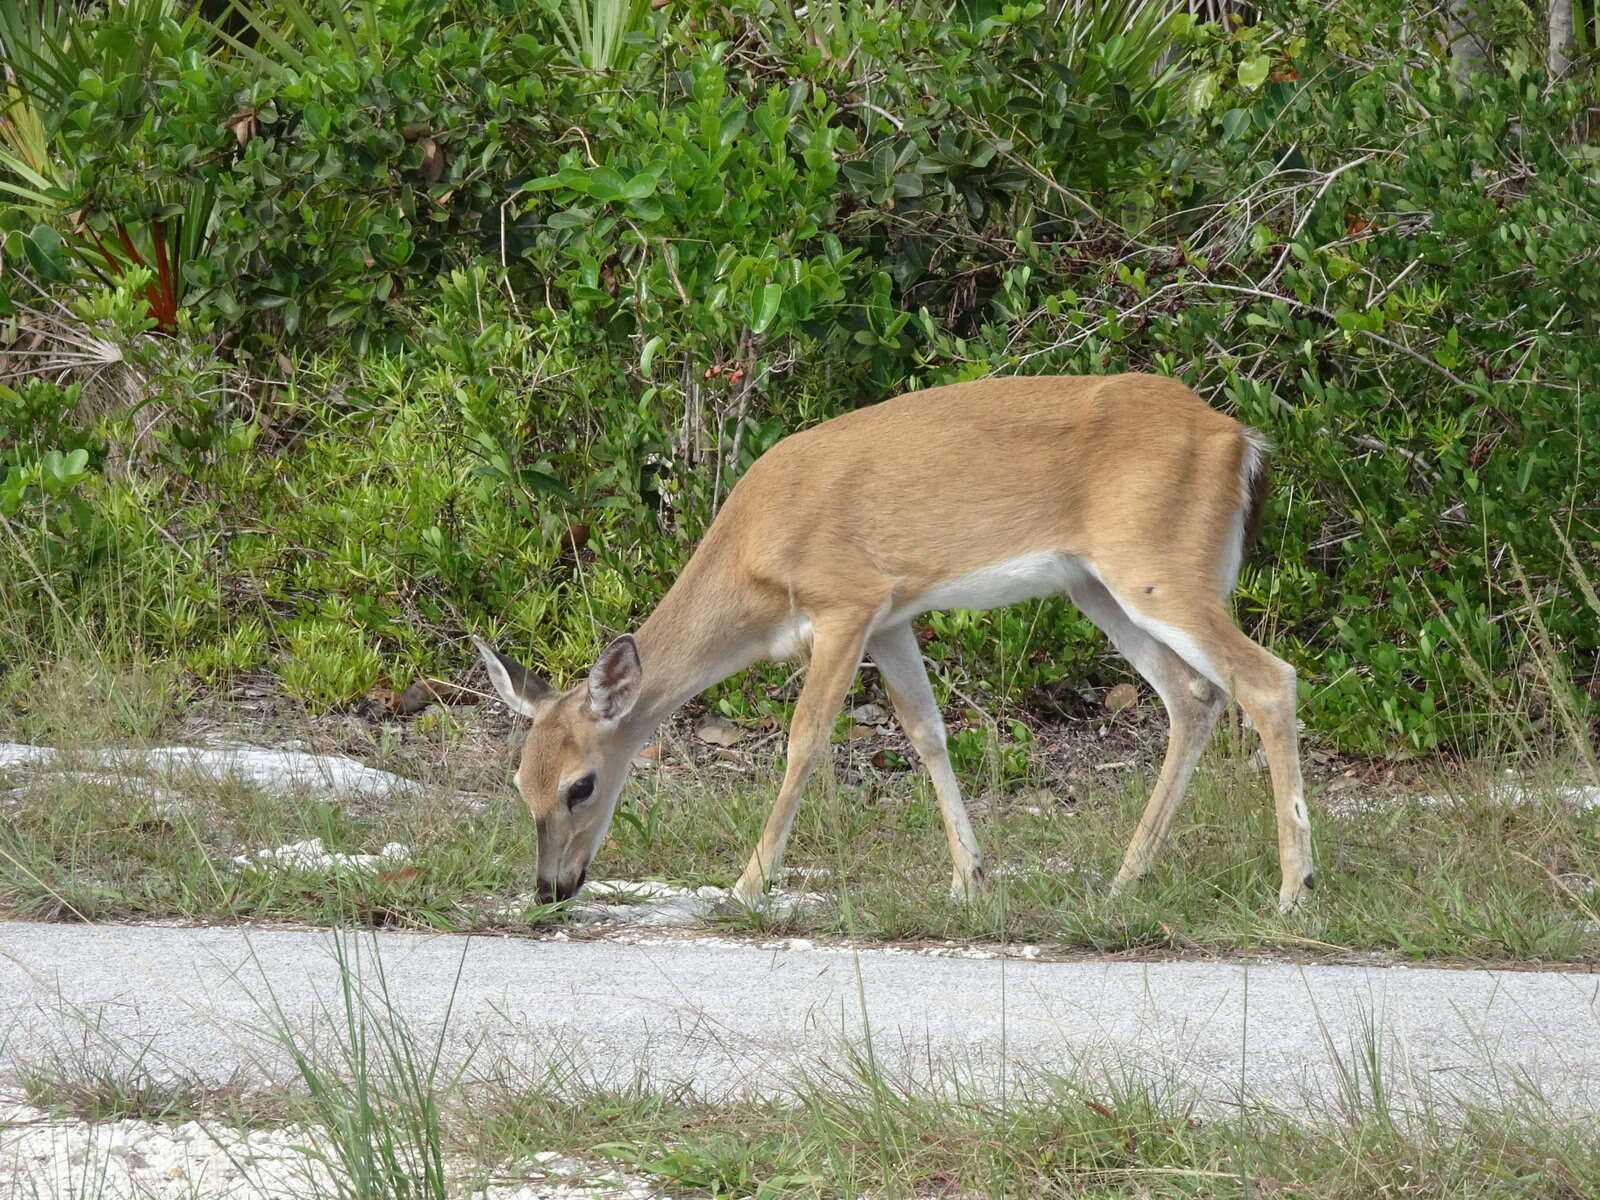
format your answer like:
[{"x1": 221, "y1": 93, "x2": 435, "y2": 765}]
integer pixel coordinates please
[{"x1": 891, "y1": 552, "x2": 1087, "y2": 622}]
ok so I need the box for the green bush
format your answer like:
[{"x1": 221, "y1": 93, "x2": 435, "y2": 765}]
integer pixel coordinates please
[
  {"x1": 903, "y1": 19, "x2": 1600, "y2": 752},
  {"x1": 0, "y1": 0, "x2": 1594, "y2": 753},
  {"x1": 2, "y1": 0, "x2": 564, "y2": 347}
]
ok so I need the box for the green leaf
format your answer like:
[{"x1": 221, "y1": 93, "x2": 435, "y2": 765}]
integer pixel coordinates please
[
  {"x1": 0, "y1": 469, "x2": 25, "y2": 518},
  {"x1": 23, "y1": 226, "x2": 71, "y2": 283},
  {"x1": 621, "y1": 172, "x2": 657, "y2": 200},
  {"x1": 517, "y1": 467, "x2": 576, "y2": 503},
  {"x1": 718, "y1": 109, "x2": 747, "y2": 148},
  {"x1": 588, "y1": 166, "x2": 627, "y2": 202},
  {"x1": 1186, "y1": 72, "x2": 1219, "y2": 113},
  {"x1": 626, "y1": 197, "x2": 664, "y2": 222},
  {"x1": 640, "y1": 334, "x2": 663, "y2": 376},
  {"x1": 1237, "y1": 55, "x2": 1271, "y2": 89},
  {"x1": 892, "y1": 173, "x2": 924, "y2": 198},
  {"x1": 750, "y1": 282, "x2": 783, "y2": 335}
]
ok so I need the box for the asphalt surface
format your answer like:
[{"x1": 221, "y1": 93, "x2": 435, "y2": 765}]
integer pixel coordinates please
[{"x1": 3, "y1": 922, "x2": 1598, "y2": 1114}]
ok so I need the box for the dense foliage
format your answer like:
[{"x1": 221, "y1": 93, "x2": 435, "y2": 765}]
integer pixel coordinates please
[{"x1": 1, "y1": 0, "x2": 1596, "y2": 756}]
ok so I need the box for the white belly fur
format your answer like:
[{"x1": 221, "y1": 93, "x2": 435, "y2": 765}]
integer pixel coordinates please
[
  {"x1": 768, "y1": 552, "x2": 1103, "y2": 660},
  {"x1": 766, "y1": 552, "x2": 1226, "y2": 693},
  {"x1": 884, "y1": 551, "x2": 1090, "y2": 628}
]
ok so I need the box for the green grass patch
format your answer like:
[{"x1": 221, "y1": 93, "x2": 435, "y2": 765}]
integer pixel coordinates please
[
  {"x1": 3, "y1": 718, "x2": 1596, "y2": 963},
  {"x1": 454, "y1": 1053, "x2": 1600, "y2": 1199},
  {"x1": 590, "y1": 746, "x2": 1600, "y2": 963},
  {"x1": 0, "y1": 760, "x2": 546, "y2": 931}
]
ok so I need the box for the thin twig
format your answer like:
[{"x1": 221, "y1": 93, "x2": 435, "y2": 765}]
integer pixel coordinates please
[
  {"x1": 1024, "y1": 277, "x2": 1484, "y2": 394},
  {"x1": 1260, "y1": 154, "x2": 1375, "y2": 292}
]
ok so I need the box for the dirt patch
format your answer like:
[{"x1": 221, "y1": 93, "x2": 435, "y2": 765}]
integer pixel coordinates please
[{"x1": 164, "y1": 667, "x2": 1416, "y2": 815}]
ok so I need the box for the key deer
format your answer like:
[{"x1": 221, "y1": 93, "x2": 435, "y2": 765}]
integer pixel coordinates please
[{"x1": 474, "y1": 373, "x2": 1314, "y2": 913}]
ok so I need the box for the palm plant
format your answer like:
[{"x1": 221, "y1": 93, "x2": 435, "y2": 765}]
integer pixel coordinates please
[
  {"x1": 0, "y1": 0, "x2": 208, "y2": 329},
  {"x1": 542, "y1": 0, "x2": 655, "y2": 71},
  {"x1": 0, "y1": 0, "x2": 77, "y2": 207},
  {"x1": 1049, "y1": 0, "x2": 1193, "y2": 95},
  {"x1": 803, "y1": 0, "x2": 1192, "y2": 90}
]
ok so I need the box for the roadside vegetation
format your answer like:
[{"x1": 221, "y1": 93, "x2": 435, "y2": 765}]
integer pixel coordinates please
[
  {"x1": 16, "y1": 1050, "x2": 1600, "y2": 1198},
  {"x1": 4, "y1": 717, "x2": 1596, "y2": 962},
  {"x1": 0, "y1": 0, "x2": 1595, "y2": 760},
  {"x1": 3, "y1": 4, "x2": 1598, "y2": 1197},
  {"x1": 0, "y1": 0, "x2": 1595, "y2": 963}
]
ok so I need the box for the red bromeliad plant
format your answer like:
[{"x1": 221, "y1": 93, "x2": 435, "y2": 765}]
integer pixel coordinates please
[{"x1": 83, "y1": 219, "x2": 182, "y2": 333}]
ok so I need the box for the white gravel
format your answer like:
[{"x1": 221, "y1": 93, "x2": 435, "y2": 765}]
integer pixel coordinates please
[
  {"x1": 0, "y1": 744, "x2": 423, "y2": 802},
  {"x1": 1322, "y1": 771, "x2": 1600, "y2": 818},
  {"x1": 0, "y1": 1099, "x2": 334, "y2": 1198},
  {"x1": 563, "y1": 878, "x2": 826, "y2": 927},
  {"x1": 231, "y1": 838, "x2": 413, "y2": 874},
  {"x1": 0, "y1": 1097, "x2": 662, "y2": 1199},
  {"x1": 486, "y1": 877, "x2": 829, "y2": 929}
]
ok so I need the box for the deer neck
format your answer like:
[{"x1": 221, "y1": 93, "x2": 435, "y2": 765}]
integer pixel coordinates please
[{"x1": 623, "y1": 544, "x2": 763, "y2": 743}]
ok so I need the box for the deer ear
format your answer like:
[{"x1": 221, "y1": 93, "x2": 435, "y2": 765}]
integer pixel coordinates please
[
  {"x1": 585, "y1": 635, "x2": 642, "y2": 723},
  {"x1": 473, "y1": 636, "x2": 553, "y2": 718}
]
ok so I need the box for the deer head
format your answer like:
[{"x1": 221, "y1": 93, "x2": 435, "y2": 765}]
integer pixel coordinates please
[{"x1": 473, "y1": 634, "x2": 644, "y2": 904}]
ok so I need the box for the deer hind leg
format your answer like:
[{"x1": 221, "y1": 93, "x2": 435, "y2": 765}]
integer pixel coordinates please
[
  {"x1": 1103, "y1": 584, "x2": 1313, "y2": 913},
  {"x1": 733, "y1": 615, "x2": 872, "y2": 908},
  {"x1": 1065, "y1": 576, "x2": 1225, "y2": 893},
  {"x1": 867, "y1": 622, "x2": 985, "y2": 899}
]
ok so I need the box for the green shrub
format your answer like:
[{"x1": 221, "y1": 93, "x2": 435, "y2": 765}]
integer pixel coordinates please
[
  {"x1": 1, "y1": 0, "x2": 1594, "y2": 756},
  {"x1": 904, "y1": 27, "x2": 1600, "y2": 751}
]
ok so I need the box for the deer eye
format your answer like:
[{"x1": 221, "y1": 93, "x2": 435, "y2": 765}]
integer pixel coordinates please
[{"x1": 565, "y1": 773, "x2": 596, "y2": 809}]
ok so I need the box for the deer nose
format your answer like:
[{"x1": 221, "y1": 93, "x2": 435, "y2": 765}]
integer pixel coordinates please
[{"x1": 536, "y1": 869, "x2": 587, "y2": 905}]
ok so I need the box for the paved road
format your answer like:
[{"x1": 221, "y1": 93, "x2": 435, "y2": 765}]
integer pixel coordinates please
[{"x1": 2, "y1": 922, "x2": 1597, "y2": 1114}]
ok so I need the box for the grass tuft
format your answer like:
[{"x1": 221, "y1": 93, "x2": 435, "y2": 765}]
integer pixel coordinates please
[
  {"x1": 251, "y1": 934, "x2": 464, "y2": 1200},
  {"x1": 15, "y1": 1051, "x2": 285, "y2": 1126}
]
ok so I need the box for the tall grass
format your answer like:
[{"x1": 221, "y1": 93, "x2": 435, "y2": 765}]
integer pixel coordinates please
[{"x1": 251, "y1": 934, "x2": 465, "y2": 1200}]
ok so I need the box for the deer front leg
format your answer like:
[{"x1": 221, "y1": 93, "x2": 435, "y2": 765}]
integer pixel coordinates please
[{"x1": 732, "y1": 617, "x2": 871, "y2": 908}]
